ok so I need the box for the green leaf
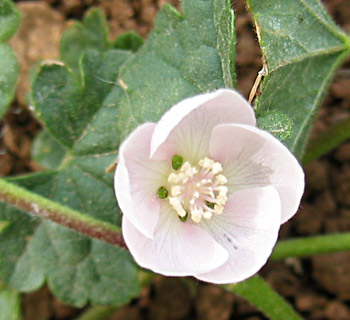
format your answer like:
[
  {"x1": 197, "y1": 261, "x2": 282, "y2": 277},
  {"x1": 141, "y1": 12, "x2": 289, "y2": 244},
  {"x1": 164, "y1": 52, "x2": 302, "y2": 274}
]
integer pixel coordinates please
[
  {"x1": 117, "y1": 0, "x2": 235, "y2": 138},
  {"x1": 0, "y1": 0, "x2": 21, "y2": 42},
  {"x1": 31, "y1": 129, "x2": 66, "y2": 170},
  {"x1": 223, "y1": 275, "x2": 303, "y2": 320},
  {"x1": 0, "y1": 0, "x2": 20, "y2": 118},
  {"x1": 248, "y1": 0, "x2": 350, "y2": 158},
  {"x1": 257, "y1": 111, "x2": 293, "y2": 141},
  {"x1": 60, "y1": 8, "x2": 111, "y2": 75},
  {"x1": 113, "y1": 31, "x2": 144, "y2": 52},
  {"x1": 1, "y1": 0, "x2": 236, "y2": 307},
  {"x1": 33, "y1": 49, "x2": 131, "y2": 150},
  {"x1": 0, "y1": 43, "x2": 18, "y2": 118},
  {"x1": 0, "y1": 173, "x2": 139, "y2": 307},
  {"x1": 0, "y1": 49, "x2": 139, "y2": 306},
  {"x1": 0, "y1": 285, "x2": 21, "y2": 320}
]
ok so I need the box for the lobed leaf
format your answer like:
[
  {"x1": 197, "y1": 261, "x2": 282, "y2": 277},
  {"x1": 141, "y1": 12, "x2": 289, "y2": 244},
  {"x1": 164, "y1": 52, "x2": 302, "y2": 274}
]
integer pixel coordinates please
[
  {"x1": 33, "y1": 50, "x2": 131, "y2": 150},
  {"x1": 0, "y1": 197, "x2": 138, "y2": 307},
  {"x1": 249, "y1": 0, "x2": 350, "y2": 158},
  {"x1": 0, "y1": 49, "x2": 140, "y2": 306},
  {"x1": 60, "y1": 8, "x2": 110, "y2": 75},
  {"x1": 113, "y1": 31, "x2": 144, "y2": 52},
  {"x1": 1, "y1": 0, "x2": 235, "y2": 307},
  {"x1": 117, "y1": 0, "x2": 235, "y2": 138}
]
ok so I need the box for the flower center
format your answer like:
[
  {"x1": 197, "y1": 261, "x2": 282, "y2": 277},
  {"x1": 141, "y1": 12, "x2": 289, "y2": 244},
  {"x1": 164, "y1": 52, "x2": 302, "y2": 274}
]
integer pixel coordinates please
[{"x1": 166, "y1": 156, "x2": 228, "y2": 223}]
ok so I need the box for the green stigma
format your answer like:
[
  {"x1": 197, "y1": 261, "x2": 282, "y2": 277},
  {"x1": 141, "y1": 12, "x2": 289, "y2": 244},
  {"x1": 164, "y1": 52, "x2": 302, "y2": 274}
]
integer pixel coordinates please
[
  {"x1": 206, "y1": 202, "x2": 215, "y2": 209},
  {"x1": 172, "y1": 155, "x2": 183, "y2": 170},
  {"x1": 179, "y1": 212, "x2": 188, "y2": 222},
  {"x1": 157, "y1": 186, "x2": 168, "y2": 199}
]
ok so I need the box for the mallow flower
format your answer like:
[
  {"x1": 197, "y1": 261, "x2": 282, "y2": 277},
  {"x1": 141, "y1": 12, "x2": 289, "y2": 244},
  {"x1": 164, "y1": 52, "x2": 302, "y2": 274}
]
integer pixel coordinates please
[{"x1": 114, "y1": 89, "x2": 304, "y2": 284}]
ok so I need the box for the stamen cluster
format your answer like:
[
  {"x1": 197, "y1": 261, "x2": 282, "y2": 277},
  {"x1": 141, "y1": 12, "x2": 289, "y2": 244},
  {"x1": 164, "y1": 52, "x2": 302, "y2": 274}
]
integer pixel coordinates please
[{"x1": 167, "y1": 157, "x2": 228, "y2": 223}]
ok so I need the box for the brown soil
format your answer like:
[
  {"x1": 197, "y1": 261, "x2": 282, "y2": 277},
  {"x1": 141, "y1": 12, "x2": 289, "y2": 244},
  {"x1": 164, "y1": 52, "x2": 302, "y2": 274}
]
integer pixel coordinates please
[{"x1": 1, "y1": 0, "x2": 350, "y2": 319}]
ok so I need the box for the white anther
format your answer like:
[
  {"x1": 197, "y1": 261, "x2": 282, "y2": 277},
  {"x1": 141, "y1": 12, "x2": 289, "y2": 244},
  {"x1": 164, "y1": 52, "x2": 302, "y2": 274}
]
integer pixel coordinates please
[
  {"x1": 211, "y1": 162, "x2": 223, "y2": 174},
  {"x1": 181, "y1": 162, "x2": 192, "y2": 174},
  {"x1": 215, "y1": 174, "x2": 227, "y2": 185},
  {"x1": 180, "y1": 162, "x2": 198, "y2": 180},
  {"x1": 203, "y1": 211, "x2": 213, "y2": 219},
  {"x1": 201, "y1": 178, "x2": 212, "y2": 185},
  {"x1": 199, "y1": 157, "x2": 214, "y2": 169},
  {"x1": 171, "y1": 186, "x2": 182, "y2": 196},
  {"x1": 180, "y1": 174, "x2": 189, "y2": 184},
  {"x1": 169, "y1": 197, "x2": 180, "y2": 207},
  {"x1": 168, "y1": 173, "x2": 179, "y2": 183},
  {"x1": 177, "y1": 207, "x2": 187, "y2": 217},
  {"x1": 169, "y1": 197, "x2": 187, "y2": 217},
  {"x1": 191, "y1": 209, "x2": 202, "y2": 223},
  {"x1": 193, "y1": 191, "x2": 200, "y2": 198},
  {"x1": 217, "y1": 186, "x2": 228, "y2": 195},
  {"x1": 214, "y1": 204, "x2": 224, "y2": 215},
  {"x1": 217, "y1": 193, "x2": 228, "y2": 205}
]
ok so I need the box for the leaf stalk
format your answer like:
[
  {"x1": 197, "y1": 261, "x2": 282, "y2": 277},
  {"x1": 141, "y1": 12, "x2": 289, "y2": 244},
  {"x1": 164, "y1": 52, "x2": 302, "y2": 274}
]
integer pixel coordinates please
[{"x1": 0, "y1": 178, "x2": 126, "y2": 248}]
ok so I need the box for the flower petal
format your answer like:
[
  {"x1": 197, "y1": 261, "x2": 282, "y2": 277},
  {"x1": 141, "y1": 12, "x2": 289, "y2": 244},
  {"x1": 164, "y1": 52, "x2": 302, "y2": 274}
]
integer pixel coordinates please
[
  {"x1": 195, "y1": 187, "x2": 281, "y2": 284},
  {"x1": 150, "y1": 89, "x2": 256, "y2": 163},
  {"x1": 209, "y1": 124, "x2": 305, "y2": 223},
  {"x1": 122, "y1": 203, "x2": 229, "y2": 276},
  {"x1": 114, "y1": 123, "x2": 169, "y2": 238}
]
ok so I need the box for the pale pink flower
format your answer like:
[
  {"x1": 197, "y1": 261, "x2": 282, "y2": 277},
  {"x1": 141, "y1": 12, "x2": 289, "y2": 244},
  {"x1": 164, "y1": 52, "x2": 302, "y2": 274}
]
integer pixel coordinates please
[{"x1": 114, "y1": 89, "x2": 304, "y2": 284}]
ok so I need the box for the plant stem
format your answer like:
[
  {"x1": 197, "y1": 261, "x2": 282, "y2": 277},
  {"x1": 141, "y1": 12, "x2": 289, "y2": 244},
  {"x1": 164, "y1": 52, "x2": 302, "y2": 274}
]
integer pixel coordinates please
[
  {"x1": 3, "y1": 178, "x2": 350, "y2": 259},
  {"x1": 0, "y1": 285, "x2": 22, "y2": 320},
  {"x1": 223, "y1": 275, "x2": 303, "y2": 320},
  {"x1": 0, "y1": 178, "x2": 126, "y2": 248},
  {"x1": 271, "y1": 233, "x2": 350, "y2": 260},
  {"x1": 302, "y1": 118, "x2": 350, "y2": 165},
  {"x1": 75, "y1": 306, "x2": 118, "y2": 320}
]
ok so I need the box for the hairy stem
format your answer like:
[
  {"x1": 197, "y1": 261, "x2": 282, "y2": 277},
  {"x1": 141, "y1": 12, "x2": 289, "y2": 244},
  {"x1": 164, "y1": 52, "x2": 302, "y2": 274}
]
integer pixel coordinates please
[
  {"x1": 223, "y1": 275, "x2": 303, "y2": 320},
  {"x1": 271, "y1": 233, "x2": 350, "y2": 260},
  {"x1": 0, "y1": 178, "x2": 126, "y2": 248},
  {"x1": 75, "y1": 306, "x2": 119, "y2": 320},
  {"x1": 302, "y1": 118, "x2": 350, "y2": 165},
  {"x1": 3, "y1": 179, "x2": 350, "y2": 259}
]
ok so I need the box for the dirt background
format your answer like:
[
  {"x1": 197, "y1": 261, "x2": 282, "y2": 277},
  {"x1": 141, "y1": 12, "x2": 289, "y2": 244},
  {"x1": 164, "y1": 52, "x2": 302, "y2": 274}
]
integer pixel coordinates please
[{"x1": 1, "y1": 0, "x2": 350, "y2": 319}]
